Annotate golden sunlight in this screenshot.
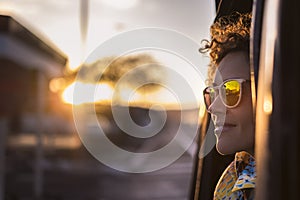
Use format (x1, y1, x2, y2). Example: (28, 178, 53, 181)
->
(61, 81, 205, 111)
(263, 92, 273, 114)
(62, 82, 114, 105)
(94, 83, 114, 101)
(49, 77, 66, 93)
(118, 87, 142, 104)
(0, 2, 14, 13)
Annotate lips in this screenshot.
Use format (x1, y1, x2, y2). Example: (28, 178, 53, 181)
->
(221, 123, 236, 132)
(224, 123, 236, 128)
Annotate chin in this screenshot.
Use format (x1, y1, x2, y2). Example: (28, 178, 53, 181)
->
(216, 142, 236, 155)
(216, 146, 229, 155)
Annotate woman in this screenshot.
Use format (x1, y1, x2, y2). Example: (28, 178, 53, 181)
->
(201, 12, 256, 199)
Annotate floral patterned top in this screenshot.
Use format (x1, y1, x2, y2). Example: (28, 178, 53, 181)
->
(213, 151, 256, 200)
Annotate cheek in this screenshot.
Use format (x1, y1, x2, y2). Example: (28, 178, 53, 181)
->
(238, 107, 255, 138)
(240, 101, 253, 124)
(236, 93, 255, 143)
(238, 87, 253, 122)
(237, 99, 253, 126)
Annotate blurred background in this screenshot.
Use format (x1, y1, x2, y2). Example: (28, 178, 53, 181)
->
(0, 0, 214, 199)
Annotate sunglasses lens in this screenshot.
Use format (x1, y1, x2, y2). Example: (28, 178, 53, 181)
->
(203, 79, 244, 110)
(223, 80, 241, 107)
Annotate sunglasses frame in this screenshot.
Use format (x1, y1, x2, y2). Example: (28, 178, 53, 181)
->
(203, 78, 250, 110)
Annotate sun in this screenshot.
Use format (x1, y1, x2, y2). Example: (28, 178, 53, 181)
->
(62, 82, 114, 105)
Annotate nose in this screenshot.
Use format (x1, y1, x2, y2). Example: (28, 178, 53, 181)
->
(208, 95, 227, 127)
(207, 94, 226, 115)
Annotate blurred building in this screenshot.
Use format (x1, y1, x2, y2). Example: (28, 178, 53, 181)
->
(0, 14, 67, 116)
(0, 13, 199, 200)
(0, 13, 69, 199)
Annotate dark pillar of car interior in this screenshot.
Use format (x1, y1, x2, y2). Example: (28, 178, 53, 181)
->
(255, 0, 300, 199)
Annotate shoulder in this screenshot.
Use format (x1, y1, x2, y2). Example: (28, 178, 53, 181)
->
(214, 151, 256, 199)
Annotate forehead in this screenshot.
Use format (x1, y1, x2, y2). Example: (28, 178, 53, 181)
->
(214, 51, 250, 84)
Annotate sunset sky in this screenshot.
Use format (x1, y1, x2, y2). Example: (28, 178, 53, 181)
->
(0, 0, 214, 67)
(0, 0, 215, 107)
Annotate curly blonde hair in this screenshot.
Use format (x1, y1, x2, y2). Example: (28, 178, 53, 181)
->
(200, 12, 252, 85)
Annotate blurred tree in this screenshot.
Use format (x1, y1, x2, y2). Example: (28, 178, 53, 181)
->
(69, 53, 165, 93)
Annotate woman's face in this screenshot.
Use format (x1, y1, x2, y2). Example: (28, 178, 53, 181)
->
(209, 51, 254, 155)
